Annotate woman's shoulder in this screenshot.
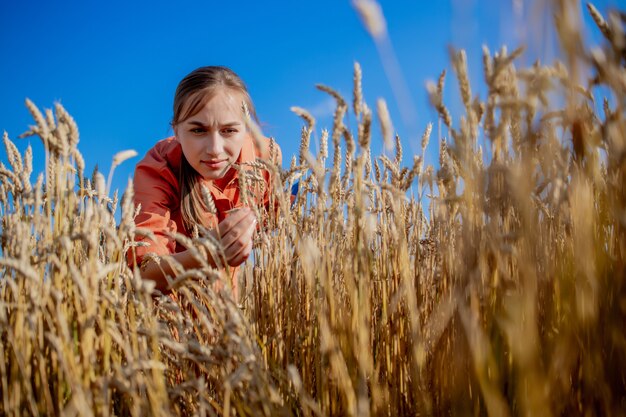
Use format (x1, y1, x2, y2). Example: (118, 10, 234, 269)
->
(134, 137, 182, 197)
(138, 137, 183, 174)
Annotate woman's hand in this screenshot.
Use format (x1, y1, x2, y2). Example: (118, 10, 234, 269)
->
(214, 207, 257, 266)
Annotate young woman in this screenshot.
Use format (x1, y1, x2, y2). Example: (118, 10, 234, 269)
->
(128, 66, 281, 296)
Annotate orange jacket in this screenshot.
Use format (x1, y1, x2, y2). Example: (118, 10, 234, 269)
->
(128, 134, 281, 293)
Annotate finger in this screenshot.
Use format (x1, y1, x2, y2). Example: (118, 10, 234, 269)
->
(228, 236, 254, 266)
(226, 207, 251, 223)
(220, 211, 256, 249)
(223, 216, 256, 257)
(220, 213, 255, 251)
(218, 207, 252, 236)
(223, 218, 256, 266)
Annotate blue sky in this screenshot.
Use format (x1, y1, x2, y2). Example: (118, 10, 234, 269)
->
(0, 0, 617, 197)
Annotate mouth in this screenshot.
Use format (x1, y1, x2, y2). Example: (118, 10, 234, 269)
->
(201, 159, 228, 169)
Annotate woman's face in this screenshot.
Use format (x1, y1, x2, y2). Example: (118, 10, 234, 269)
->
(175, 88, 248, 180)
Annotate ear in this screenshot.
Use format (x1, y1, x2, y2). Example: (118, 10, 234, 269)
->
(173, 125, 180, 142)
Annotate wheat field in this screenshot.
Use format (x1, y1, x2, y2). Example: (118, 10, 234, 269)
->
(1, 2, 625, 416)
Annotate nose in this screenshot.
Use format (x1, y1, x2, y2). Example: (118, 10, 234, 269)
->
(205, 132, 224, 156)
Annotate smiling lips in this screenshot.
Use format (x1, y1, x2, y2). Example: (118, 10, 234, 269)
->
(202, 159, 227, 169)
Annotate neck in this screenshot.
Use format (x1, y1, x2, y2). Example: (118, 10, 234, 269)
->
(212, 166, 237, 191)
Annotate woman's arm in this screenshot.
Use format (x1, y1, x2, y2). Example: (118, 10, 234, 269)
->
(139, 248, 206, 292)
(139, 207, 257, 291)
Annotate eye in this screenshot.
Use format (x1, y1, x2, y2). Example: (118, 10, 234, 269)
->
(221, 128, 238, 135)
(189, 127, 206, 134)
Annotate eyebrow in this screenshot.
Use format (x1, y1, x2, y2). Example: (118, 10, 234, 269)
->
(187, 120, 242, 127)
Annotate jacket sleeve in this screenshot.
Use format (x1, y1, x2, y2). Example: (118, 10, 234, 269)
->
(127, 150, 180, 268)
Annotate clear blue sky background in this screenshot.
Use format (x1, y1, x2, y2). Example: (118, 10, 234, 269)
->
(0, 0, 617, 197)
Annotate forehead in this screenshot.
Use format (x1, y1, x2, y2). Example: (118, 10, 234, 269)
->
(181, 88, 245, 122)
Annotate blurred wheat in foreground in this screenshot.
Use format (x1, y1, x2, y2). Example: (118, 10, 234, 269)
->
(1, 2, 626, 416)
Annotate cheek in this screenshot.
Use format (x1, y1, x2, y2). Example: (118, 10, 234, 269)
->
(182, 137, 200, 150)
(227, 136, 245, 156)
(180, 138, 202, 159)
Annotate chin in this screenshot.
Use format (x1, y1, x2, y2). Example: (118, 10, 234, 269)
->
(202, 172, 222, 181)
(202, 167, 230, 181)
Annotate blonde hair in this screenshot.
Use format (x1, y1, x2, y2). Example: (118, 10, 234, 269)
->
(172, 66, 257, 232)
